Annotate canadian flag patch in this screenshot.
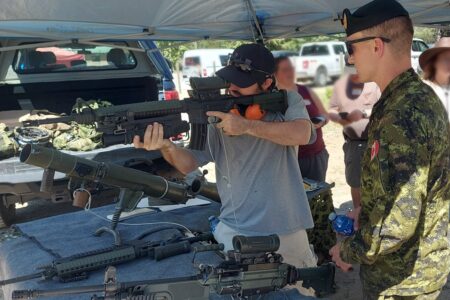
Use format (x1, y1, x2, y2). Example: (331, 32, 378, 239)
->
(371, 140, 380, 161)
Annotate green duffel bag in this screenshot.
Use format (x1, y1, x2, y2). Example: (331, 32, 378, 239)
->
(0, 123, 19, 159)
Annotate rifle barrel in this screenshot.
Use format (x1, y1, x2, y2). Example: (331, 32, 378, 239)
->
(0, 272, 42, 286)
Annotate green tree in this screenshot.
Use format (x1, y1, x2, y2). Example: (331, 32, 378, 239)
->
(157, 40, 245, 67)
(414, 27, 439, 43)
(158, 27, 439, 67)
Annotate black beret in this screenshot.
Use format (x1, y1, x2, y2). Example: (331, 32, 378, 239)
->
(342, 0, 410, 36)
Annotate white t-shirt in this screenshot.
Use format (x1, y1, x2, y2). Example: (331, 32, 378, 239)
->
(423, 80, 450, 121)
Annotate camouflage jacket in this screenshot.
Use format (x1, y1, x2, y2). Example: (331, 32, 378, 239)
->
(340, 69, 450, 295)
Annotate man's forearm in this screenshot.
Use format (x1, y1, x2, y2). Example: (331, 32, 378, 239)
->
(246, 119, 312, 146)
(160, 143, 199, 175)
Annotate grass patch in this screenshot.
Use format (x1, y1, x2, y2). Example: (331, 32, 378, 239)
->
(311, 86, 333, 108)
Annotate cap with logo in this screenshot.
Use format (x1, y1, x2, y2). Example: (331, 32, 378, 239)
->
(216, 43, 275, 88)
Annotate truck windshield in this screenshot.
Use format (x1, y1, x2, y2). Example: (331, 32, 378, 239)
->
(301, 45, 329, 56)
(13, 42, 137, 74)
(184, 56, 200, 66)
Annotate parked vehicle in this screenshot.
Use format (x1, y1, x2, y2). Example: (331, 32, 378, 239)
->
(158, 58, 179, 101)
(295, 41, 347, 86)
(411, 38, 429, 73)
(182, 49, 232, 85)
(0, 39, 179, 227)
(271, 50, 299, 58)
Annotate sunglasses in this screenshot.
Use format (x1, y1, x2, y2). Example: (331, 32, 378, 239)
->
(346, 36, 391, 55)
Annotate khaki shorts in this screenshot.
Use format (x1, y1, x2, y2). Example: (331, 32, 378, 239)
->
(343, 140, 368, 188)
(213, 222, 318, 296)
(213, 221, 317, 267)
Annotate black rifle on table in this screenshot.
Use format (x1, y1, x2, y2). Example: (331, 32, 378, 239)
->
(12, 235, 336, 300)
(0, 229, 222, 287)
(21, 77, 288, 150)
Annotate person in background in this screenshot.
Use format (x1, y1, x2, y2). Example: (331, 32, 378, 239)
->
(275, 56, 337, 266)
(419, 37, 450, 120)
(274, 56, 329, 182)
(328, 64, 380, 209)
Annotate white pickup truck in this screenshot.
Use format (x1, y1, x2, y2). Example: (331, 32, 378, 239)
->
(295, 41, 347, 86)
(411, 38, 429, 73)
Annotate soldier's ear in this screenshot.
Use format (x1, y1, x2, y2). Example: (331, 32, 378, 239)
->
(373, 38, 385, 58)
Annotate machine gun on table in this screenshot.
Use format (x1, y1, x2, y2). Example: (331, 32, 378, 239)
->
(21, 77, 288, 150)
(12, 235, 336, 300)
(20, 144, 219, 245)
(0, 229, 222, 287)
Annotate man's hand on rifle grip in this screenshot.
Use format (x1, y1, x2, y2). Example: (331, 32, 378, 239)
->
(206, 111, 252, 136)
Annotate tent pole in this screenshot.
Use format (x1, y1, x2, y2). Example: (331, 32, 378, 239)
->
(244, 0, 265, 45)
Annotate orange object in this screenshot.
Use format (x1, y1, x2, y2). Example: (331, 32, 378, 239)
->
(229, 108, 240, 116)
(245, 104, 266, 120)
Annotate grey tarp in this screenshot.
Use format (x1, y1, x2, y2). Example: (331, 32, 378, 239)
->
(0, 0, 448, 42)
(0, 202, 314, 300)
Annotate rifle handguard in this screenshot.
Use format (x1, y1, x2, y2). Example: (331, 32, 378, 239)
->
(193, 244, 224, 253)
(153, 241, 191, 261)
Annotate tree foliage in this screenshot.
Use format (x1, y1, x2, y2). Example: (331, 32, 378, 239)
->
(414, 27, 439, 43)
(157, 27, 439, 66)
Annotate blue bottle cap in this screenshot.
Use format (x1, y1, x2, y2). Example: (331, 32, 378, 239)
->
(328, 212, 337, 221)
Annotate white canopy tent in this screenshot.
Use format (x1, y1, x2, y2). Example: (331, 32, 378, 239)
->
(0, 0, 448, 44)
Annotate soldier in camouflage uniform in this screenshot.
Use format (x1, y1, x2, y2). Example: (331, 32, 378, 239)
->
(329, 1, 450, 299)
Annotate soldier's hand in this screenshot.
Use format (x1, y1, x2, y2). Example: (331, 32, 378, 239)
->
(347, 110, 365, 122)
(133, 122, 173, 151)
(346, 206, 361, 231)
(329, 244, 353, 272)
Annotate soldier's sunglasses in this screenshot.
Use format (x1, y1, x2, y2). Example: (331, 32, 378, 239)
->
(346, 36, 391, 55)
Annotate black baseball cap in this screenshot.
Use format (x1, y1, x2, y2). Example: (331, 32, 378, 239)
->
(216, 43, 275, 88)
(342, 0, 409, 36)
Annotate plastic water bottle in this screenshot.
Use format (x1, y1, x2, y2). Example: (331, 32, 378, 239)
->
(329, 212, 354, 236)
(208, 216, 219, 233)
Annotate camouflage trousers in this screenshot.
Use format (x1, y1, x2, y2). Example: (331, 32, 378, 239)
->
(306, 189, 336, 264)
(363, 289, 441, 300)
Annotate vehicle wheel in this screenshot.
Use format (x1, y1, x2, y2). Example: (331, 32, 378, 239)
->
(314, 67, 328, 87)
(0, 194, 16, 228)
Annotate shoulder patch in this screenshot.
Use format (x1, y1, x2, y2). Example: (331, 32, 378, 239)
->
(371, 140, 380, 161)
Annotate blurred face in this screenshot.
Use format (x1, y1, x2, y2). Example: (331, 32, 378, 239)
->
(275, 59, 295, 85)
(347, 32, 379, 83)
(435, 50, 450, 81)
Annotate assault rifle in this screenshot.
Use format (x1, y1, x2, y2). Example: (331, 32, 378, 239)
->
(12, 235, 336, 299)
(20, 144, 219, 245)
(22, 77, 288, 150)
(0, 229, 221, 287)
